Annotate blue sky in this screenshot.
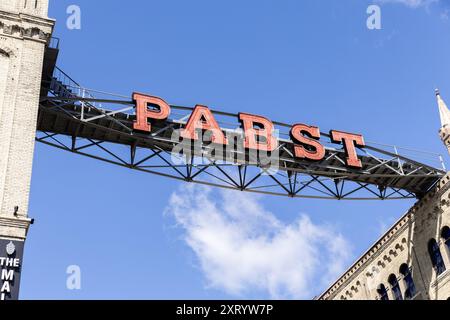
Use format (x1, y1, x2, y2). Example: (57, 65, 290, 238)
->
(20, 0, 450, 299)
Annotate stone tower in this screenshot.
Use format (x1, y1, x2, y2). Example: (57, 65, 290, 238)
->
(0, 0, 54, 300)
(437, 89, 450, 155)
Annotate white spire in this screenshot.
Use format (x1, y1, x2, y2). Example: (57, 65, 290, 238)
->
(436, 89, 450, 128)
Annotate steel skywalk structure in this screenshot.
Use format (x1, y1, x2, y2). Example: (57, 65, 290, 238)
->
(35, 45, 446, 201)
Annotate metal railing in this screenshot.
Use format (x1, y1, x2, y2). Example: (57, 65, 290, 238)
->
(50, 66, 105, 114)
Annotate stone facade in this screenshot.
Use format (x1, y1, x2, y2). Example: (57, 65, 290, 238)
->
(0, 0, 53, 240)
(319, 93, 450, 300)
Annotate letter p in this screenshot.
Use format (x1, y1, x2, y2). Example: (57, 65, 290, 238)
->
(133, 93, 171, 132)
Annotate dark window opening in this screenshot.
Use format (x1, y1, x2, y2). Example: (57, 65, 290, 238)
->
(377, 284, 389, 301)
(388, 274, 403, 300)
(400, 264, 416, 300)
(428, 239, 446, 276)
(442, 226, 450, 251)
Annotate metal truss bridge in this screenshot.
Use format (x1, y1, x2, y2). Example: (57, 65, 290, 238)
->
(36, 44, 446, 201)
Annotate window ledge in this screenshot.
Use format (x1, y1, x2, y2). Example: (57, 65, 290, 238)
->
(431, 269, 450, 289)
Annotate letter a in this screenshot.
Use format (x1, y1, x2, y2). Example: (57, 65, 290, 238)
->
(367, 5, 381, 30)
(181, 105, 228, 145)
(66, 265, 82, 290)
(66, 5, 82, 30)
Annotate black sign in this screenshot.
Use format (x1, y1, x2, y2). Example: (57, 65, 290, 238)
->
(0, 239, 24, 301)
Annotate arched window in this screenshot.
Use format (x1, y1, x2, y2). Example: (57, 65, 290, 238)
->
(388, 274, 403, 300)
(399, 264, 416, 300)
(377, 284, 389, 300)
(428, 239, 446, 276)
(442, 226, 450, 251)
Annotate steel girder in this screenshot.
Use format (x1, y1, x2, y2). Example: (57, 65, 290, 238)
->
(35, 70, 446, 200)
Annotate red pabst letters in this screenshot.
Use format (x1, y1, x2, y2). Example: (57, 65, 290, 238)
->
(180, 105, 228, 145)
(330, 130, 365, 168)
(239, 113, 278, 152)
(133, 93, 171, 132)
(290, 124, 326, 161)
(132, 93, 366, 169)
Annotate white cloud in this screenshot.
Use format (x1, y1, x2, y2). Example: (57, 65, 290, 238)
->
(377, 0, 438, 8)
(165, 185, 352, 299)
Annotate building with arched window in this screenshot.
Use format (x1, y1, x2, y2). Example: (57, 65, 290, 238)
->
(442, 227, 450, 251)
(319, 92, 450, 300)
(377, 284, 389, 300)
(399, 264, 416, 300)
(388, 274, 403, 300)
(428, 239, 446, 276)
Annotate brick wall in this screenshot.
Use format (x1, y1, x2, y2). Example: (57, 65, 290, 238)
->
(0, 0, 53, 240)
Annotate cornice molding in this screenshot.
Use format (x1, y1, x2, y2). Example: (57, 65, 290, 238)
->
(0, 215, 31, 228)
(0, 215, 32, 241)
(0, 11, 54, 44)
